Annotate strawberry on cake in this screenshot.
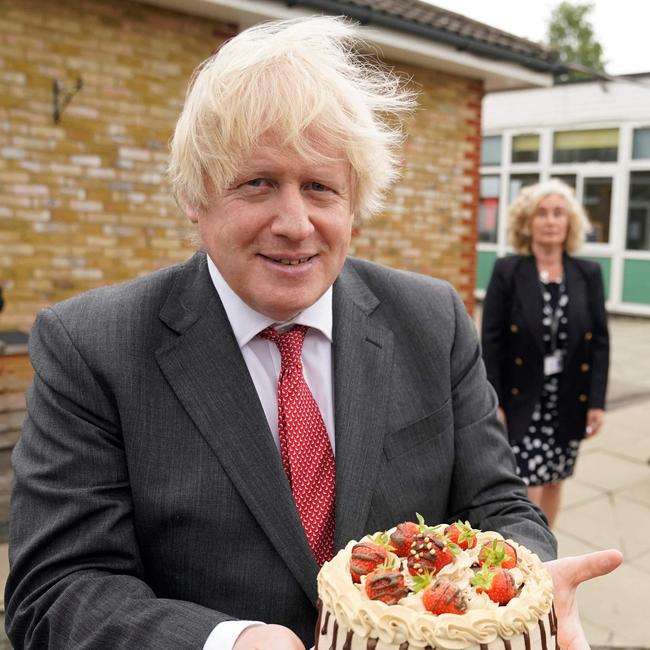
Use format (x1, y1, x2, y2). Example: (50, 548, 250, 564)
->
(315, 516, 557, 650)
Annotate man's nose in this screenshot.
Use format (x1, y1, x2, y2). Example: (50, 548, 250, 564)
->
(270, 186, 314, 240)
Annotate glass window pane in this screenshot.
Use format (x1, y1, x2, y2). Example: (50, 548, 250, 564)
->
(626, 171, 650, 250)
(509, 173, 539, 202)
(479, 175, 500, 243)
(632, 128, 650, 159)
(553, 129, 618, 163)
(583, 177, 612, 243)
(511, 134, 539, 163)
(481, 136, 502, 166)
(551, 174, 577, 189)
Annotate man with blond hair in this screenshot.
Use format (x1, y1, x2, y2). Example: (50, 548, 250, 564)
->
(6, 16, 620, 650)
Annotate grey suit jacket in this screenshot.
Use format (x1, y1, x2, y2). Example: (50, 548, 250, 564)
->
(6, 253, 555, 649)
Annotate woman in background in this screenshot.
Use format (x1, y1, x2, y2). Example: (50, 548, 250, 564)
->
(481, 179, 609, 526)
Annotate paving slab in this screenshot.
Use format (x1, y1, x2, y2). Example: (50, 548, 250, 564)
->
(561, 475, 605, 508)
(571, 450, 649, 493)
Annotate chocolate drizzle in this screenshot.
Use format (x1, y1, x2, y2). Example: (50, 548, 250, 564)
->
(524, 629, 531, 650)
(552, 606, 560, 650)
(314, 599, 323, 650)
(366, 639, 379, 650)
(398, 643, 410, 650)
(342, 630, 353, 650)
(504, 640, 512, 650)
(330, 620, 338, 650)
(550, 605, 558, 635)
(539, 618, 548, 650)
(322, 611, 330, 635)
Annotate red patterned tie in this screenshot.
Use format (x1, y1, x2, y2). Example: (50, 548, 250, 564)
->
(260, 325, 335, 565)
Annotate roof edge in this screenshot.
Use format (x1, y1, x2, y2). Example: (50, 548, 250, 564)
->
(288, 0, 565, 75)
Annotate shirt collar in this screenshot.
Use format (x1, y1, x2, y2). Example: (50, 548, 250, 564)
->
(206, 254, 333, 347)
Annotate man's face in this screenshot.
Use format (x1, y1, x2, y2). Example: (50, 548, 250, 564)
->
(191, 139, 354, 321)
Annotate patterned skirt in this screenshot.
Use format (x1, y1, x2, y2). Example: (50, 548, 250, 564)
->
(511, 374, 580, 486)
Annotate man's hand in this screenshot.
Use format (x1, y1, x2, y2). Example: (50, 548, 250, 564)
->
(544, 550, 623, 650)
(233, 624, 306, 650)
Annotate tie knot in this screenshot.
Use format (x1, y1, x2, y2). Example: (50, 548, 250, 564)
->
(260, 324, 308, 367)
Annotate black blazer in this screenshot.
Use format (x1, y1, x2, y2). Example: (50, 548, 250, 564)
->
(481, 254, 609, 445)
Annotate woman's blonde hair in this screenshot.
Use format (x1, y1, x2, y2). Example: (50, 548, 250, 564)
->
(507, 179, 592, 254)
(168, 16, 415, 221)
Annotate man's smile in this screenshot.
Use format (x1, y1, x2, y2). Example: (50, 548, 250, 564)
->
(262, 254, 316, 265)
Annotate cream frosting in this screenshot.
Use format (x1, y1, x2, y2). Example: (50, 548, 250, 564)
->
(316, 529, 554, 650)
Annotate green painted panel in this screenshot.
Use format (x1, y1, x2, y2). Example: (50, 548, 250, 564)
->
(623, 259, 650, 304)
(577, 255, 611, 301)
(476, 251, 498, 290)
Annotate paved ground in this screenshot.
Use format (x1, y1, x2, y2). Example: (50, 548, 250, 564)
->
(552, 315, 650, 648)
(0, 313, 648, 647)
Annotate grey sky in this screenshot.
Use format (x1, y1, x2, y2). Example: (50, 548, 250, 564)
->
(426, 0, 649, 75)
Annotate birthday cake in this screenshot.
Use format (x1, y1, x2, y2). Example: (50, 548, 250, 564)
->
(315, 517, 557, 650)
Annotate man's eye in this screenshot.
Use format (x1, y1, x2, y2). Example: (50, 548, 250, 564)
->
(245, 178, 270, 188)
(306, 182, 330, 192)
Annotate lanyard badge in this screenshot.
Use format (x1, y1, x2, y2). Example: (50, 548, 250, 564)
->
(542, 282, 567, 376)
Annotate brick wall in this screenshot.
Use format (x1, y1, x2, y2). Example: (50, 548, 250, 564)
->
(350, 65, 482, 315)
(0, 0, 235, 331)
(0, 344, 31, 528)
(0, 0, 481, 334)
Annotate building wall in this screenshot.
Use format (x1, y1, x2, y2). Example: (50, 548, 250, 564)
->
(0, 0, 481, 334)
(353, 66, 483, 314)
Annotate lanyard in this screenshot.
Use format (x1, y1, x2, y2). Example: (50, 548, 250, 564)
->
(540, 280, 566, 353)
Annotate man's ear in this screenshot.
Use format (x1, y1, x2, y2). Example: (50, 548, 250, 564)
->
(185, 207, 200, 224)
(174, 193, 200, 223)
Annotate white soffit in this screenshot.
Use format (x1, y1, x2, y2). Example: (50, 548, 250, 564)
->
(135, 0, 552, 91)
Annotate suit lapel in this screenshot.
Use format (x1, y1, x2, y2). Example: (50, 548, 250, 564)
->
(154, 253, 319, 602)
(332, 262, 394, 549)
(517, 256, 545, 356)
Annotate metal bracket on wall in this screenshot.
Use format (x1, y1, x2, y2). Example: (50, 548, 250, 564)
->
(52, 77, 83, 124)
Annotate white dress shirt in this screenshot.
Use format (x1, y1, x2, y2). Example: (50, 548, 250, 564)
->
(203, 255, 335, 650)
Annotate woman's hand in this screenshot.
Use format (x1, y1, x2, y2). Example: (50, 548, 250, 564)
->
(544, 550, 623, 649)
(585, 408, 604, 437)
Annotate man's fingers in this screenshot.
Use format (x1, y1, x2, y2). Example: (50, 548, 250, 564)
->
(547, 550, 623, 587)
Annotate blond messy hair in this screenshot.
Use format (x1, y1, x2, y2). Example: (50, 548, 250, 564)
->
(168, 16, 416, 221)
(507, 179, 592, 254)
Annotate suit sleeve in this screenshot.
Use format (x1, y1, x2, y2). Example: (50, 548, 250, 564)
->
(480, 259, 509, 405)
(5, 309, 232, 649)
(586, 265, 609, 409)
(446, 286, 556, 561)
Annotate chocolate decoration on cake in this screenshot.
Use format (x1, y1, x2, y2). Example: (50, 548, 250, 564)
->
(539, 618, 548, 650)
(550, 605, 558, 635)
(524, 630, 531, 650)
(322, 610, 330, 635)
(330, 620, 338, 650)
(314, 599, 323, 650)
(367, 639, 379, 650)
